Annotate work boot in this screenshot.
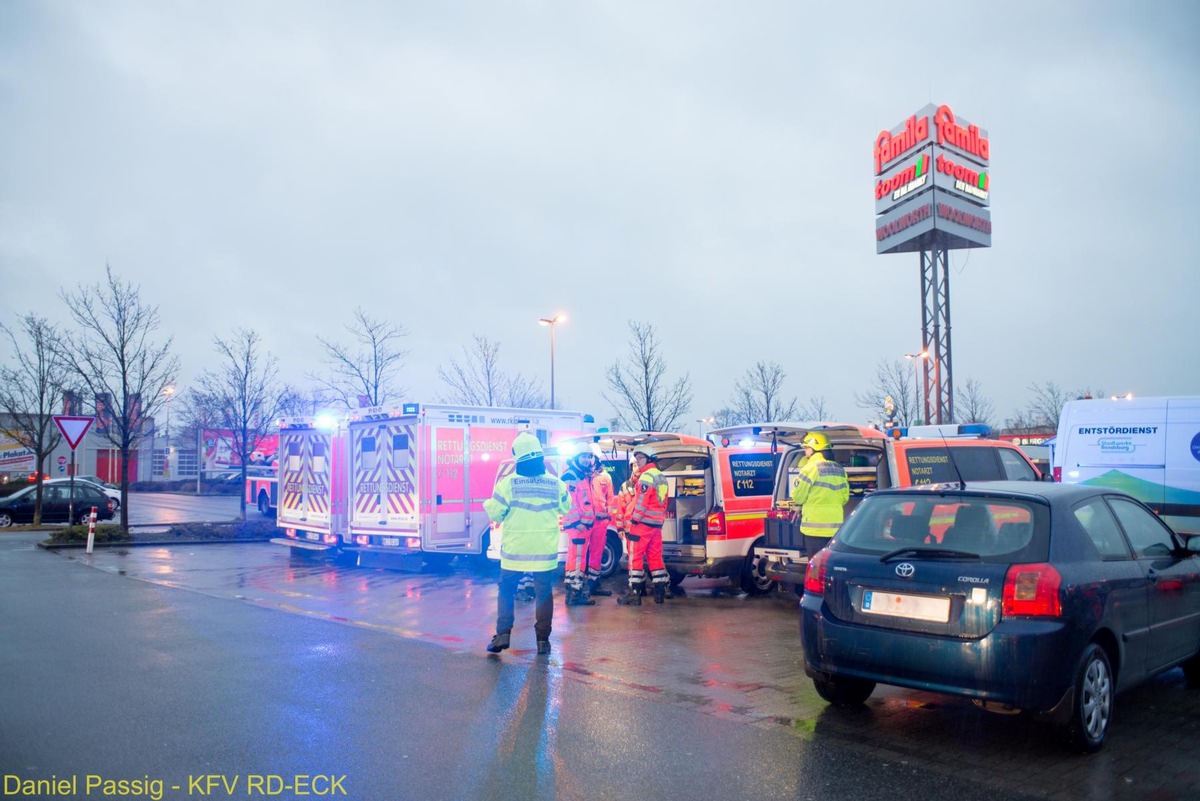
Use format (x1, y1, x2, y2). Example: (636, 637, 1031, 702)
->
(617, 587, 642, 606)
(486, 631, 511, 653)
(654, 584, 666, 604)
(589, 579, 612, 597)
(537, 640, 551, 655)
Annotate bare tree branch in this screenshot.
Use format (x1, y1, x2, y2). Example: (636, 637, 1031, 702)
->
(192, 329, 290, 518)
(603, 321, 692, 432)
(956, 378, 997, 428)
(311, 308, 408, 409)
(437, 334, 548, 408)
(727, 361, 799, 423)
(55, 265, 179, 528)
(0, 314, 72, 524)
(855, 359, 922, 427)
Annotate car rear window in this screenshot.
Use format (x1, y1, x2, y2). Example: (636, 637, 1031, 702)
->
(837, 494, 1049, 562)
(901, 446, 1005, 485)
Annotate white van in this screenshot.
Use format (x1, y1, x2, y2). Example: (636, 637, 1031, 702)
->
(1054, 396, 1200, 534)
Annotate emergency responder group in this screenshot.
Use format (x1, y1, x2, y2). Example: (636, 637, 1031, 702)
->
(483, 430, 849, 655)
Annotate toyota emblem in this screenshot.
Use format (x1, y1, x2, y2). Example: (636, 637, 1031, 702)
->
(895, 562, 915, 578)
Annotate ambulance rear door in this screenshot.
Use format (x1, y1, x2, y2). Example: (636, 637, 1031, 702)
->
(348, 413, 419, 536)
(277, 421, 333, 536)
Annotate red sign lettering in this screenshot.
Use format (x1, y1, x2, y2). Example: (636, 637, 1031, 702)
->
(874, 114, 929, 174)
(934, 105, 989, 162)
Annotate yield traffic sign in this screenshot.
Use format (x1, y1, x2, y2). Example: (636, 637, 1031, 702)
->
(54, 415, 94, 451)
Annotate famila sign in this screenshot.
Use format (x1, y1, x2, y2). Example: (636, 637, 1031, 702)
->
(873, 103, 993, 253)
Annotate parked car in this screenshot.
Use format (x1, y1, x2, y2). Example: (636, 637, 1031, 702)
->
(43, 478, 122, 510)
(800, 480, 1200, 752)
(0, 483, 117, 527)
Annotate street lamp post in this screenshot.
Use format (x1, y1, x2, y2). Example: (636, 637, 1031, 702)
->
(696, 416, 715, 438)
(162, 386, 174, 478)
(904, 351, 930, 425)
(538, 313, 566, 409)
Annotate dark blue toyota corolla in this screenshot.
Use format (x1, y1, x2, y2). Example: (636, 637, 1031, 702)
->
(800, 481, 1200, 752)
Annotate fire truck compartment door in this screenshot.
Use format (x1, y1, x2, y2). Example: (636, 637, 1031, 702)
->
(426, 426, 469, 547)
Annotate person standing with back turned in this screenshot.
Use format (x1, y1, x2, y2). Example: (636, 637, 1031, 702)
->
(484, 432, 570, 656)
(790, 431, 849, 558)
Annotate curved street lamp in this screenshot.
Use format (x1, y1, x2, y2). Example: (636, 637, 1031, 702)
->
(538, 313, 567, 409)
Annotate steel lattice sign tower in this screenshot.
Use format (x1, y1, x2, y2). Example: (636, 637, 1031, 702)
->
(874, 103, 991, 424)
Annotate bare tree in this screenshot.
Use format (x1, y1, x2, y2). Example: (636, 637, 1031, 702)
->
(727, 361, 799, 423)
(604, 321, 692, 432)
(192, 329, 291, 518)
(56, 266, 179, 528)
(0, 314, 71, 524)
(797, 396, 831, 421)
(438, 334, 548, 408)
(855, 359, 921, 427)
(956, 378, 997, 428)
(312, 308, 408, 409)
(1008, 381, 1103, 431)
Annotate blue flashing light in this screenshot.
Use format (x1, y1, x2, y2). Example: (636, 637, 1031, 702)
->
(737, 438, 755, 448)
(314, 413, 338, 431)
(402, 403, 420, 415)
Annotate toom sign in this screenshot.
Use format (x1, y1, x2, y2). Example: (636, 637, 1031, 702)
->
(874, 102, 992, 253)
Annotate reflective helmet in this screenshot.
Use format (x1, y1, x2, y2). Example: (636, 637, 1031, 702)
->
(802, 431, 831, 451)
(512, 432, 544, 462)
(632, 444, 658, 462)
(590, 444, 605, 460)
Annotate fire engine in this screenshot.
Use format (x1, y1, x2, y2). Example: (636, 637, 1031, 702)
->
(245, 470, 277, 517)
(271, 403, 595, 568)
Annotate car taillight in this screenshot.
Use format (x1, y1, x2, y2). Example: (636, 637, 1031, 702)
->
(107, 500, 115, 512)
(804, 548, 831, 595)
(1052, 467, 1062, 482)
(706, 510, 726, 538)
(1002, 563, 1062, 617)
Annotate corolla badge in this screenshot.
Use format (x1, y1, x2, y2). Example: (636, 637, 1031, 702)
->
(895, 562, 915, 578)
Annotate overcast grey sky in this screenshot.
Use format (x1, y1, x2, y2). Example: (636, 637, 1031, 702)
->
(3, 0, 1198, 430)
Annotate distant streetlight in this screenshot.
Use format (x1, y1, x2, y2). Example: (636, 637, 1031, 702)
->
(696, 416, 715, 437)
(538, 313, 567, 408)
(904, 351, 930, 425)
(162, 386, 175, 478)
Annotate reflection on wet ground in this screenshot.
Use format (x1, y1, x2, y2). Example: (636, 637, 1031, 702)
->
(69, 542, 1200, 801)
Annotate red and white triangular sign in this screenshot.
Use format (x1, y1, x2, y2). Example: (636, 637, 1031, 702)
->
(54, 415, 94, 450)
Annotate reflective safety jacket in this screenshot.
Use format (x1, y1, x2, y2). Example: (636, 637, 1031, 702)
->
(631, 465, 668, 528)
(562, 459, 600, 531)
(790, 452, 850, 539)
(612, 466, 641, 533)
(485, 472, 570, 572)
(591, 468, 614, 522)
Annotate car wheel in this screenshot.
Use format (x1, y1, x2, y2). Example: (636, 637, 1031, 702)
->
(0, 512, 12, 528)
(77, 510, 94, 526)
(667, 569, 687, 588)
(1062, 643, 1113, 753)
(812, 673, 876, 707)
(1182, 652, 1200, 688)
(258, 492, 272, 517)
(599, 530, 622, 579)
(739, 541, 776, 595)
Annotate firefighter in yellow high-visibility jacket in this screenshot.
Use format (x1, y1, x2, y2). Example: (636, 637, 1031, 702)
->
(484, 432, 570, 656)
(790, 431, 849, 558)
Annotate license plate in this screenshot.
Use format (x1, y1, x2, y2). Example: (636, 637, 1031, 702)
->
(382, 537, 400, 547)
(304, 532, 320, 542)
(862, 590, 950, 623)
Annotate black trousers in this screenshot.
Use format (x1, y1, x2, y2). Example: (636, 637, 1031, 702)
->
(803, 534, 833, 559)
(496, 568, 554, 641)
